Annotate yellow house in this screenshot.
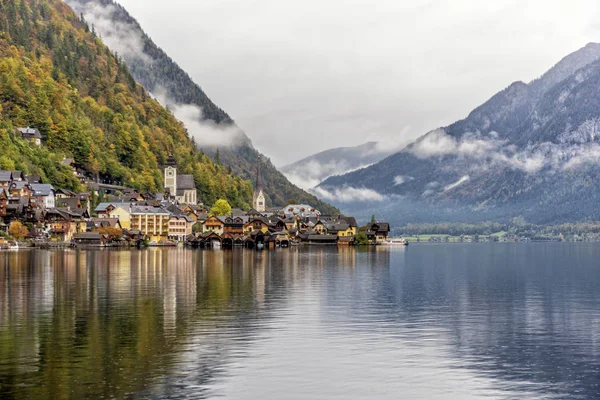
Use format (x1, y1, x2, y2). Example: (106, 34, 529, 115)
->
(202, 215, 225, 235)
(130, 206, 170, 242)
(108, 206, 132, 229)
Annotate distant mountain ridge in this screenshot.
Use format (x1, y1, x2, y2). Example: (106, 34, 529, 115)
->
(281, 142, 393, 190)
(319, 43, 600, 225)
(65, 0, 339, 215)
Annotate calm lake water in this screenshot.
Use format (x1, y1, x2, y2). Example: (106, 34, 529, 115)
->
(1, 244, 600, 399)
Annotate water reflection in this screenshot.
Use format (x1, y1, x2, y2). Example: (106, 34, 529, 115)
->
(0, 245, 599, 399)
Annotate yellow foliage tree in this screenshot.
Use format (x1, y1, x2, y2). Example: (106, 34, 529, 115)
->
(8, 221, 29, 240)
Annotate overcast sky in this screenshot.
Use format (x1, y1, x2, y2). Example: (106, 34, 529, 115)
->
(115, 0, 600, 167)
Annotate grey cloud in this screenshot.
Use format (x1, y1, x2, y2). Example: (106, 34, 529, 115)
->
(73, 0, 600, 166)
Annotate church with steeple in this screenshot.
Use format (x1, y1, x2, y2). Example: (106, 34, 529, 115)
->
(163, 154, 197, 205)
(253, 156, 266, 212)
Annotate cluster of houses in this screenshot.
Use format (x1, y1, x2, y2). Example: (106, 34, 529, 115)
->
(0, 153, 391, 248)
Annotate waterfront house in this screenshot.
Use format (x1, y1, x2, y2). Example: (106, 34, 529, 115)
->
(95, 203, 132, 229)
(326, 223, 354, 238)
(306, 234, 338, 245)
(168, 214, 194, 241)
(243, 218, 270, 235)
(203, 215, 225, 235)
(73, 232, 108, 247)
(223, 216, 248, 237)
(365, 222, 390, 244)
(312, 220, 328, 234)
(130, 206, 170, 242)
(45, 208, 86, 242)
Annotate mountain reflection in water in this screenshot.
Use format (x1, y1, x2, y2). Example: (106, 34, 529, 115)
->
(0, 245, 599, 399)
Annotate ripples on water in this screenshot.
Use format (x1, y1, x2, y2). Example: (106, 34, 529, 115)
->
(0, 244, 599, 399)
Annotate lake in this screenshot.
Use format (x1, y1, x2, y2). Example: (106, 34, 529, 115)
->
(1, 244, 599, 399)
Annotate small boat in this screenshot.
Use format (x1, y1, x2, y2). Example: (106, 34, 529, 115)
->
(382, 238, 408, 246)
(6, 241, 19, 250)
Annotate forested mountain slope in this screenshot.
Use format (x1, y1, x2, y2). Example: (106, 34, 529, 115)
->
(320, 43, 600, 225)
(0, 0, 253, 207)
(65, 0, 339, 214)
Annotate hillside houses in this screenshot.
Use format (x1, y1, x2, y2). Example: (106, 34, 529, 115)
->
(0, 167, 388, 247)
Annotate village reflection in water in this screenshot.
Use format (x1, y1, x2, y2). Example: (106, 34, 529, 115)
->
(0, 247, 392, 399)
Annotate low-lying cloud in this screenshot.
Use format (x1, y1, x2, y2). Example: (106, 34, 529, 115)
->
(283, 159, 376, 190)
(67, 0, 150, 63)
(67, 0, 241, 149)
(407, 125, 600, 175)
(153, 91, 243, 148)
(311, 186, 388, 203)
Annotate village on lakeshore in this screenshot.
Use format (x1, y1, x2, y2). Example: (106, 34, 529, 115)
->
(0, 139, 390, 249)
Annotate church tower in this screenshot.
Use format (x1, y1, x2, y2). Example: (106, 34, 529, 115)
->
(253, 155, 266, 212)
(164, 154, 177, 197)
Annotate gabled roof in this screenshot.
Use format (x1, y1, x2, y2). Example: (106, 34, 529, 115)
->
(74, 232, 104, 240)
(91, 218, 121, 228)
(95, 202, 133, 212)
(17, 127, 42, 138)
(56, 197, 81, 210)
(130, 206, 170, 215)
(342, 216, 357, 227)
(27, 175, 42, 184)
(30, 184, 54, 196)
(176, 175, 196, 190)
(326, 223, 350, 233)
(366, 222, 390, 232)
(0, 171, 12, 182)
(9, 181, 28, 190)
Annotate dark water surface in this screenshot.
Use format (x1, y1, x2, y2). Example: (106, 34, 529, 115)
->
(1, 244, 600, 399)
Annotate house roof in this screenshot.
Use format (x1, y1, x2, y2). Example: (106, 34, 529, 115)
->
(17, 127, 42, 138)
(27, 175, 42, 184)
(307, 235, 338, 241)
(30, 184, 54, 196)
(342, 216, 358, 227)
(0, 171, 13, 182)
(56, 197, 80, 210)
(95, 202, 133, 212)
(60, 158, 75, 166)
(366, 222, 390, 232)
(282, 204, 321, 217)
(326, 223, 350, 233)
(177, 175, 196, 190)
(9, 181, 28, 190)
(74, 232, 103, 240)
(130, 206, 170, 215)
(91, 218, 121, 228)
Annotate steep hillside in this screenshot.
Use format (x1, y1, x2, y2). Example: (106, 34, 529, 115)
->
(0, 0, 253, 207)
(65, 0, 339, 215)
(280, 142, 392, 190)
(319, 43, 600, 225)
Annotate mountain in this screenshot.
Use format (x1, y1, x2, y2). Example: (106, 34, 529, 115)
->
(65, 0, 339, 215)
(319, 43, 600, 225)
(280, 142, 393, 190)
(0, 0, 252, 207)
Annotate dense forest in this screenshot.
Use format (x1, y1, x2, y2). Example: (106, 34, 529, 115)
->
(66, 0, 339, 215)
(0, 0, 253, 207)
